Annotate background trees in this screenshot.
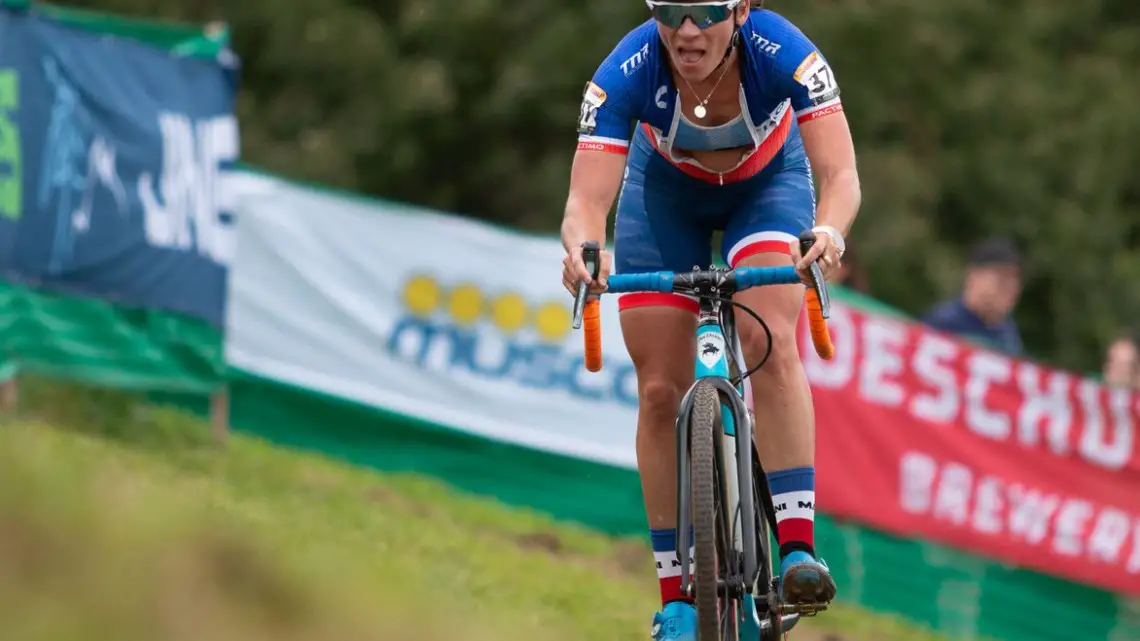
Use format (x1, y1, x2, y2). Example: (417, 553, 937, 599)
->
(62, 0, 1140, 371)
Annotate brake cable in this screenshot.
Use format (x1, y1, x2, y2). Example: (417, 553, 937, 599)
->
(713, 295, 773, 387)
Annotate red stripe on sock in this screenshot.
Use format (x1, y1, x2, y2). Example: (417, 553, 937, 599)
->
(659, 575, 692, 605)
(777, 518, 815, 549)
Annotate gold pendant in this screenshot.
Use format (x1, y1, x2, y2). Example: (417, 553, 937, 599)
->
(693, 104, 707, 119)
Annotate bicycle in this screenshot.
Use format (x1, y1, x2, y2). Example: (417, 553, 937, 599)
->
(570, 231, 837, 641)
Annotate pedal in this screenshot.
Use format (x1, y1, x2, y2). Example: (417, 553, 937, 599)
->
(776, 602, 829, 617)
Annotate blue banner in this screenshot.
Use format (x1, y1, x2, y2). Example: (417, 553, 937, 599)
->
(0, 9, 239, 327)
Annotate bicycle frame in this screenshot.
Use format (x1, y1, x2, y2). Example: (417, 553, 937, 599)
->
(570, 239, 835, 640)
(675, 295, 765, 623)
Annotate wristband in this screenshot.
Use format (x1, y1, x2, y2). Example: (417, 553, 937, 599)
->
(811, 225, 846, 256)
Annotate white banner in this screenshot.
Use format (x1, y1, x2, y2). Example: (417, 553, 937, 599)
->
(225, 174, 640, 468)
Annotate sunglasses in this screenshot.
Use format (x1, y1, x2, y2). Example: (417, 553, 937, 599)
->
(645, 0, 743, 29)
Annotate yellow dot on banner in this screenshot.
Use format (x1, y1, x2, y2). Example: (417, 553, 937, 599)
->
(448, 283, 484, 326)
(491, 292, 528, 334)
(403, 275, 441, 317)
(533, 301, 572, 343)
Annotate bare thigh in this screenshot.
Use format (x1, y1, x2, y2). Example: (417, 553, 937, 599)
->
(620, 305, 697, 527)
(732, 251, 815, 468)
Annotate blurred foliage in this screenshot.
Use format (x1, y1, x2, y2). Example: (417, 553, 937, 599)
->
(53, 0, 1140, 371)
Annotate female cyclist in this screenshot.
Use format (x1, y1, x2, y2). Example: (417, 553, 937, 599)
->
(560, 2, 860, 639)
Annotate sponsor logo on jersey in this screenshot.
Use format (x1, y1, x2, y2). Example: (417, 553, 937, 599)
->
(750, 33, 782, 56)
(799, 102, 843, 123)
(619, 43, 651, 76)
(583, 82, 607, 108)
(792, 51, 819, 83)
(577, 82, 607, 135)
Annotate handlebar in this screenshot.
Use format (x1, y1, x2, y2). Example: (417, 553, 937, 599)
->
(603, 265, 800, 294)
(571, 230, 837, 372)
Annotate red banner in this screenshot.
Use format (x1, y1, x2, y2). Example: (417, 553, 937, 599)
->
(800, 302, 1140, 595)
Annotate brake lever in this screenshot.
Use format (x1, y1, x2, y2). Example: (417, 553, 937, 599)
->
(572, 241, 601, 330)
(797, 230, 832, 320)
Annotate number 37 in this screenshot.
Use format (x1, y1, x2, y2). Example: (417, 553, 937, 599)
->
(808, 66, 835, 96)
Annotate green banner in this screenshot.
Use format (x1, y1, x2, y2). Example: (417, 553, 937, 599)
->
(0, 0, 229, 58)
(0, 281, 223, 392)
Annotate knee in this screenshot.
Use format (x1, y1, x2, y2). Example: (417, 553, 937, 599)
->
(739, 313, 800, 379)
(637, 373, 689, 437)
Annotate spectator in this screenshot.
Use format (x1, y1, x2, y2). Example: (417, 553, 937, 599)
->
(921, 235, 1024, 356)
(1102, 331, 1139, 389)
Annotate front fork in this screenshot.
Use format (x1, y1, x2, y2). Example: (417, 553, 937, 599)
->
(675, 305, 760, 607)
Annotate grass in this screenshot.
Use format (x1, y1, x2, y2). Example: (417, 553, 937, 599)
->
(0, 377, 959, 641)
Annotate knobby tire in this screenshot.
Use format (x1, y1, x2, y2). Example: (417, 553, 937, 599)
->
(690, 382, 724, 641)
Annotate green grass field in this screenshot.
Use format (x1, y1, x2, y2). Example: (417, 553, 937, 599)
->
(0, 378, 957, 641)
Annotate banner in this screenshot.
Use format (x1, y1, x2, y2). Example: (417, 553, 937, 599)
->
(225, 174, 1140, 596)
(225, 173, 641, 468)
(0, 279, 224, 391)
(807, 305, 1140, 596)
(0, 9, 239, 327)
(2, 1, 232, 60)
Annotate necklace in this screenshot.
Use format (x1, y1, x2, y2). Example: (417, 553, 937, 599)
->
(679, 57, 733, 120)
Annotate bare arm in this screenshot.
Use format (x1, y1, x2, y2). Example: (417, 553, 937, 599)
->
(560, 149, 627, 250)
(559, 149, 626, 290)
(799, 113, 861, 237)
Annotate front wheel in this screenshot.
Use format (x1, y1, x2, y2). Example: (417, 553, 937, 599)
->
(689, 381, 737, 641)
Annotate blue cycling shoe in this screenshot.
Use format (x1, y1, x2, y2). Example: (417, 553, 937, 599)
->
(651, 601, 698, 641)
(778, 550, 838, 606)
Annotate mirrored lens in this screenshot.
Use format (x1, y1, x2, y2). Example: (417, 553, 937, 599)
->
(649, 4, 734, 29)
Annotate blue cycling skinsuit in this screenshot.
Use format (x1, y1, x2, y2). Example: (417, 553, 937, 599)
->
(577, 10, 842, 311)
(575, 8, 842, 639)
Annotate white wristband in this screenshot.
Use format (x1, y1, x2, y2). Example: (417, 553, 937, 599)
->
(811, 225, 846, 256)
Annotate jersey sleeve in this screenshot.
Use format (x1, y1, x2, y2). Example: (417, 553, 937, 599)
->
(765, 16, 844, 124)
(575, 38, 643, 154)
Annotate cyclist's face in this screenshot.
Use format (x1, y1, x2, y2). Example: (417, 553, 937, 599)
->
(656, 5, 746, 83)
